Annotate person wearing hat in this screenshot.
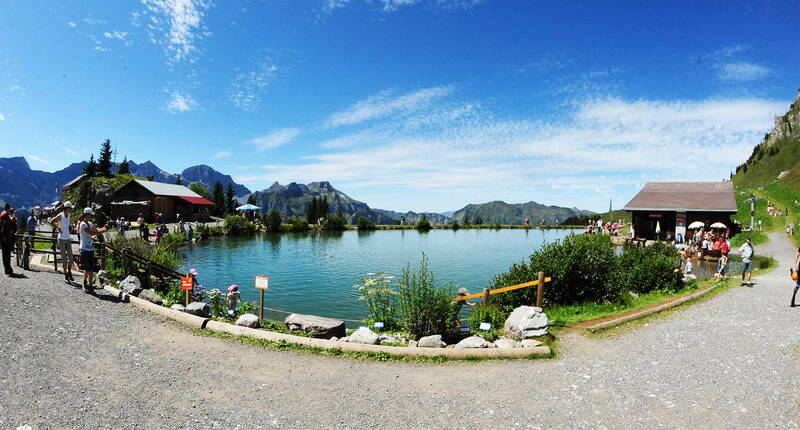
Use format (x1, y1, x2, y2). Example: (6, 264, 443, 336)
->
(50, 201, 75, 283)
(738, 237, 754, 287)
(78, 207, 107, 292)
(226, 284, 241, 314)
(451, 287, 478, 328)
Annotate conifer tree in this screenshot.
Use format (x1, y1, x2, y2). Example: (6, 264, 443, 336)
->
(319, 196, 330, 221)
(212, 181, 225, 216)
(118, 156, 130, 175)
(97, 139, 113, 177)
(83, 154, 97, 177)
(175, 175, 183, 185)
(225, 183, 235, 214)
(307, 196, 319, 224)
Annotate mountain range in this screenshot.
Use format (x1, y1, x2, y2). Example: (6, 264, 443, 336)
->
(0, 156, 594, 225)
(0, 157, 251, 208)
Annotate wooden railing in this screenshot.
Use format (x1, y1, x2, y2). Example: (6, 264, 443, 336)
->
(453, 271, 551, 307)
(14, 232, 182, 288)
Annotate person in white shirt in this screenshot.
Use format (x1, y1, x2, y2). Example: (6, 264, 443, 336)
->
(78, 207, 107, 293)
(738, 237, 754, 287)
(49, 201, 75, 283)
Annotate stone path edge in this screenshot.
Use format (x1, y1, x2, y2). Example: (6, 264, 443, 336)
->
(103, 285, 552, 360)
(570, 282, 723, 332)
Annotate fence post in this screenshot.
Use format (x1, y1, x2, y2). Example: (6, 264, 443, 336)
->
(482, 287, 490, 306)
(52, 236, 57, 272)
(536, 271, 545, 308)
(147, 262, 154, 290)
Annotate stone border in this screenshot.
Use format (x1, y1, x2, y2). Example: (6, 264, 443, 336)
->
(570, 282, 721, 332)
(102, 286, 551, 359)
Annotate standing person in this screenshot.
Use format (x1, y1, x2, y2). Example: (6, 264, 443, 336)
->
(714, 252, 729, 280)
(26, 212, 37, 237)
(0, 204, 16, 275)
(739, 237, 754, 287)
(49, 202, 75, 283)
(78, 208, 107, 293)
(137, 213, 146, 240)
(791, 248, 800, 307)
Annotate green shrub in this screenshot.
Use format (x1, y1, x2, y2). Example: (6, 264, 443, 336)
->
(451, 221, 460, 230)
(289, 218, 310, 232)
(105, 233, 182, 293)
(610, 242, 681, 294)
(396, 254, 457, 339)
(415, 217, 432, 231)
(223, 215, 255, 236)
(491, 234, 619, 311)
(162, 282, 185, 307)
(354, 272, 397, 329)
(208, 289, 227, 318)
(469, 305, 507, 341)
(237, 301, 257, 315)
(323, 212, 347, 231)
(264, 209, 282, 232)
(357, 216, 376, 231)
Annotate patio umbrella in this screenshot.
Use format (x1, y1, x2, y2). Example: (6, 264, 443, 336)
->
(235, 204, 262, 211)
(688, 221, 705, 229)
(655, 221, 661, 234)
(32, 205, 41, 209)
(709, 222, 727, 229)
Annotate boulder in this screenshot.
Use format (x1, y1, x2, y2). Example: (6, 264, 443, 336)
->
(138, 290, 163, 306)
(417, 334, 446, 348)
(379, 335, 401, 345)
(118, 275, 142, 296)
(408, 340, 418, 348)
(521, 339, 543, 348)
(348, 327, 381, 345)
(494, 338, 517, 349)
(184, 301, 211, 317)
(455, 335, 491, 349)
(284, 313, 346, 339)
(170, 304, 186, 312)
(503, 306, 549, 339)
(236, 313, 260, 328)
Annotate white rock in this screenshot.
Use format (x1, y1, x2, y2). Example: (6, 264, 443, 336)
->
(347, 327, 381, 344)
(455, 335, 490, 349)
(408, 340, 418, 348)
(118, 275, 142, 296)
(521, 339, 543, 348)
(417, 334, 446, 348)
(284, 313, 346, 339)
(494, 338, 517, 349)
(236, 313, 260, 328)
(170, 304, 185, 312)
(504, 306, 549, 339)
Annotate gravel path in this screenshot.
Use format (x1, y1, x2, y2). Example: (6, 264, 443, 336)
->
(1, 233, 799, 429)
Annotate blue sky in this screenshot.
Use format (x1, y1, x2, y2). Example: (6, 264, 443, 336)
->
(1, 0, 798, 212)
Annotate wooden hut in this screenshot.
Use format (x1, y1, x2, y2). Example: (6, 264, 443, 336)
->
(113, 179, 214, 222)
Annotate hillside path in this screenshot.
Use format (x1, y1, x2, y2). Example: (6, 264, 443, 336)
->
(1, 233, 799, 429)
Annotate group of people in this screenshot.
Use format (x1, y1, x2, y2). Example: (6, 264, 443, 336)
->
(48, 202, 107, 292)
(676, 235, 754, 286)
(584, 219, 625, 236)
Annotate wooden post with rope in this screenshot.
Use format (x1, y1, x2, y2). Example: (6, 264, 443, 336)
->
(536, 271, 545, 308)
(482, 287, 490, 306)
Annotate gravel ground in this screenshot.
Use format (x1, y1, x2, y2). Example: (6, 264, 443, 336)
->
(1, 232, 799, 429)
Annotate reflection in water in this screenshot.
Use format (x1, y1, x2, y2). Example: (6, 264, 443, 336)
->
(180, 229, 581, 322)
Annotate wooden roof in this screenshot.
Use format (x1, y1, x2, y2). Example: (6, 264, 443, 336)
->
(623, 182, 737, 212)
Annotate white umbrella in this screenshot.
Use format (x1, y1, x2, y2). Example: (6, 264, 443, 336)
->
(709, 222, 727, 229)
(235, 204, 262, 211)
(655, 221, 661, 234)
(688, 221, 705, 229)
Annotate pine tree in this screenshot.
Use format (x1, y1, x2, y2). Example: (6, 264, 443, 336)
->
(97, 139, 113, 177)
(189, 182, 212, 200)
(319, 196, 330, 221)
(225, 183, 235, 214)
(247, 194, 257, 205)
(265, 209, 282, 232)
(307, 196, 319, 224)
(118, 156, 130, 175)
(83, 154, 97, 177)
(212, 181, 225, 216)
(175, 175, 183, 185)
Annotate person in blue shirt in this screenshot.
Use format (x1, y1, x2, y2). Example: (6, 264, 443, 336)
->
(27, 213, 37, 236)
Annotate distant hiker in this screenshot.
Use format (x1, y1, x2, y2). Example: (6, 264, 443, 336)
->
(714, 253, 728, 280)
(49, 202, 75, 283)
(187, 223, 194, 241)
(78, 207, 107, 293)
(739, 237, 754, 287)
(792, 248, 800, 307)
(0, 204, 16, 275)
(137, 213, 146, 239)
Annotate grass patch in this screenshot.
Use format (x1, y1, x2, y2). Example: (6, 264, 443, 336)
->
(731, 230, 768, 248)
(191, 328, 555, 363)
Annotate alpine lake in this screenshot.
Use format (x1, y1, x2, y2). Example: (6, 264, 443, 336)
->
(178, 228, 584, 326)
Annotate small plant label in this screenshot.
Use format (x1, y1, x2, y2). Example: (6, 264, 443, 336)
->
(460, 326, 471, 333)
(373, 321, 385, 329)
(479, 322, 492, 331)
(255, 276, 269, 290)
(181, 277, 193, 291)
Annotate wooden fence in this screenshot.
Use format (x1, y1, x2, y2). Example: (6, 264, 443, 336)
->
(452, 271, 551, 307)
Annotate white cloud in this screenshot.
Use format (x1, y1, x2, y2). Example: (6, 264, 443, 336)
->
(67, 22, 77, 28)
(9, 85, 23, 92)
(322, 0, 482, 13)
(103, 30, 130, 45)
(243, 128, 300, 151)
(0, 113, 4, 120)
(213, 151, 232, 159)
(25, 155, 49, 165)
(326, 85, 453, 127)
(242, 88, 786, 210)
(137, 0, 212, 63)
(164, 90, 197, 113)
(229, 63, 278, 111)
(718, 62, 771, 82)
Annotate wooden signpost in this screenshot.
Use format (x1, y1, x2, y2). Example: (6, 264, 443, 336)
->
(255, 276, 269, 321)
(181, 276, 193, 306)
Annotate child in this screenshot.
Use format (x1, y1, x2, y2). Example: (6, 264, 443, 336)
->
(714, 253, 728, 280)
(226, 284, 241, 316)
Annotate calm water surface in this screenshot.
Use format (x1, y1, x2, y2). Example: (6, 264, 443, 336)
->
(179, 229, 580, 322)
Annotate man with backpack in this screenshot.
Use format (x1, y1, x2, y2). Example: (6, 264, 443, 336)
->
(739, 237, 754, 287)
